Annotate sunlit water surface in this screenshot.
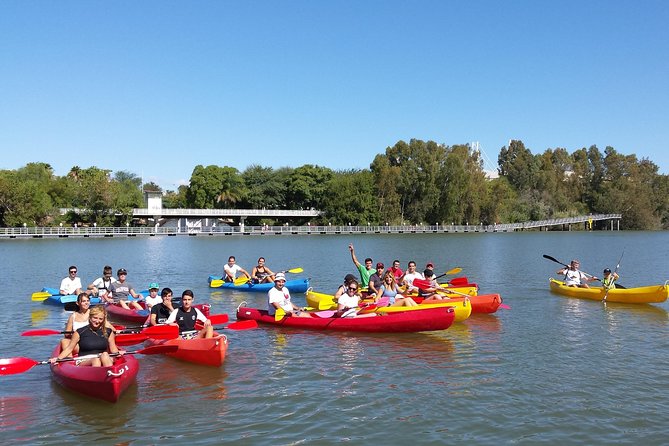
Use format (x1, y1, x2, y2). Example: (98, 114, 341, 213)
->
(1, 232, 668, 445)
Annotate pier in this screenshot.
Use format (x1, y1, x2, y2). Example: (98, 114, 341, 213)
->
(0, 214, 621, 239)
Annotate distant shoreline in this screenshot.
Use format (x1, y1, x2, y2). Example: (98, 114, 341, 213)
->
(0, 215, 622, 239)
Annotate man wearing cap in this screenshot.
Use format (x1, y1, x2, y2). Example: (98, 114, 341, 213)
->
(145, 282, 162, 310)
(268, 273, 310, 318)
(601, 268, 619, 290)
(348, 243, 376, 288)
(367, 262, 385, 296)
(108, 268, 145, 310)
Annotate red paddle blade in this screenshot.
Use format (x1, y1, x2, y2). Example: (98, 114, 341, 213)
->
(141, 325, 179, 339)
(115, 333, 148, 346)
(224, 320, 258, 330)
(448, 277, 469, 286)
(21, 329, 63, 337)
(358, 304, 377, 314)
(412, 279, 432, 290)
(0, 357, 40, 376)
(499, 303, 511, 310)
(208, 314, 229, 325)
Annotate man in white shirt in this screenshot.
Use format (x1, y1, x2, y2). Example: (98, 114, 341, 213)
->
(223, 256, 251, 283)
(401, 261, 424, 293)
(60, 265, 84, 296)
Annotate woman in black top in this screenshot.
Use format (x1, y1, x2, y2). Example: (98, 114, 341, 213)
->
(51, 306, 122, 367)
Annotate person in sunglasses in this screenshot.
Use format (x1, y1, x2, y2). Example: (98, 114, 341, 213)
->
(335, 279, 377, 318)
(60, 265, 85, 296)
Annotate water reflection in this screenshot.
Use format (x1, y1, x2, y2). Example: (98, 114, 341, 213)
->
(0, 396, 33, 432)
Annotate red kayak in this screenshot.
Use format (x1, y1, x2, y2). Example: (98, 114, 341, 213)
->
(146, 333, 228, 367)
(106, 302, 210, 324)
(49, 345, 138, 403)
(236, 306, 455, 333)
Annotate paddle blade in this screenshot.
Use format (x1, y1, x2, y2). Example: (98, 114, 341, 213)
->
(275, 308, 286, 321)
(21, 329, 64, 337)
(500, 303, 511, 310)
(445, 267, 462, 275)
(318, 299, 336, 310)
(31, 292, 51, 302)
(543, 254, 565, 266)
(224, 320, 258, 330)
(286, 267, 304, 274)
(313, 310, 336, 318)
(209, 279, 224, 288)
(447, 277, 469, 286)
(234, 276, 251, 286)
(141, 325, 179, 339)
(208, 314, 229, 325)
(357, 304, 377, 314)
(0, 357, 40, 376)
(115, 333, 147, 346)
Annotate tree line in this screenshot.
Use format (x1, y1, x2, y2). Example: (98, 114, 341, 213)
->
(1, 139, 667, 230)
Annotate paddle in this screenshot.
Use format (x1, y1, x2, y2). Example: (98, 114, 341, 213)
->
(0, 345, 178, 376)
(211, 320, 258, 330)
(542, 255, 600, 280)
(434, 267, 463, 280)
(543, 254, 625, 288)
(447, 277, 470, 286)
(31, 291, 52, 301)
(603, 250, 624, 303)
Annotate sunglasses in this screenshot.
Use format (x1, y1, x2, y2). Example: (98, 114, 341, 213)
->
(69, 270, 77, 274)
(348, 287, 358, 292)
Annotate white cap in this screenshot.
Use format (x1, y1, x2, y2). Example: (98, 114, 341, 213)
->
(274, 273, 286, 281)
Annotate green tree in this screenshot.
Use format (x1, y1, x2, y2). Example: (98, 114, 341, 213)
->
(241, 165, 286, 209)
(186, 165, 246, 209)
(321, 170, 378, 225)
(284, 165, 333, 210)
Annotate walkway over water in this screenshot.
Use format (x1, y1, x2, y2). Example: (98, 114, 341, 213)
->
(0, 214, 621, 239)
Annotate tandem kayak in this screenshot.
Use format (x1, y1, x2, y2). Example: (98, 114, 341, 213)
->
(39, 288, 104, 305)
(49, 345, 139, 403)
(549, 278, 669, 304)
(236, 306, 455, 333)
(305, 289, 472, 322)
(146, 333, 228, 367)
(106, 302, 210, 324)
(208, 275, 310, 293)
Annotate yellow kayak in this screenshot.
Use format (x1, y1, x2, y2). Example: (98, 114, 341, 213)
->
(549, 278, 669, 304)
(305, 289, 472, 323)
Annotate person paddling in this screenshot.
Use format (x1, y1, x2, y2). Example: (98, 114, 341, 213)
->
(166, 290, 213, 339)
(557, 259, 597, 288)
(51, 305, 123, 367)
(602, 268, 619, 290)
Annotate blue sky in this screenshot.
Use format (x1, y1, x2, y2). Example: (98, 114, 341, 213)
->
(1, 1, 667, 191)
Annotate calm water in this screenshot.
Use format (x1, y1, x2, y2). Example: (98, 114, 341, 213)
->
(1, 232, 668, 445)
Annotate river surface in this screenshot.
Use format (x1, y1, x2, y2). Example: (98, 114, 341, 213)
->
(1, 231, 668, 445)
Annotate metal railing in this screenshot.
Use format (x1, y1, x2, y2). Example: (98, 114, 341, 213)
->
(0, 214, 621, 238)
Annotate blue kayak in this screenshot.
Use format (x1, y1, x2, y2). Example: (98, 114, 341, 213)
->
(207, 276, 310, 293)
(40, 287, 148, 306)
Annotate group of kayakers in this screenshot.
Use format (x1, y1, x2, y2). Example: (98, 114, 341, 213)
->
(556, 259, 620, 289)
(50, 264, 217, 368)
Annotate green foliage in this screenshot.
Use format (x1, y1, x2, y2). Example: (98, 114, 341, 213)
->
(321, 170, 379, 225)
(1, 138, 667, 230)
